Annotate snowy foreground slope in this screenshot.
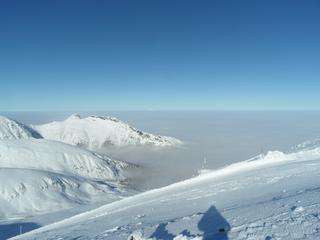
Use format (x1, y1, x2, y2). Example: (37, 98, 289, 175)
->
(13, 142, 320, 240)
(33, 114, 182, 148)
(0, 139, 131, 218)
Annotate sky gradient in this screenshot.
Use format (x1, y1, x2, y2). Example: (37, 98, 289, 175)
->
(1, 0, 320, 111)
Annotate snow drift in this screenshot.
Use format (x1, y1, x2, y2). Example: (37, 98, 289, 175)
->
(33, 114, 182, 148)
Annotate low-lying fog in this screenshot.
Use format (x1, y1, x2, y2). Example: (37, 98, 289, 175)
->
(4, 111, 320, 190)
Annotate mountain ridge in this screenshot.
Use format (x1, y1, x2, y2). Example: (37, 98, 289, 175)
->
(33, 114, 182, 148)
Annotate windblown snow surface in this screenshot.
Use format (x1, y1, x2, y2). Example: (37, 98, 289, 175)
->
(13, 140, 320, 240)
(33, 114, 182, 148)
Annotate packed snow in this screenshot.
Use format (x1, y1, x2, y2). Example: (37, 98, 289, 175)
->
(33, 114, 182, 148)
(12, 140, 320, 240)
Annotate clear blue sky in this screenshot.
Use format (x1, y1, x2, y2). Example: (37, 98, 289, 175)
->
(1, 0, 320, 111)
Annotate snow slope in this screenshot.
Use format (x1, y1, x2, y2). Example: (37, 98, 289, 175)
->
(0, 139, 126, 180)
(0, 116, 42, 140)
(33, 114, 182, 148)
(0, 168, 127, 219)
(0, 139, 132, 218)
(14, 140, 320, 240)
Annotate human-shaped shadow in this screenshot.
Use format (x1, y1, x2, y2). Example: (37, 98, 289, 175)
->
(148, 205, 230, 240)
(198, 205, 230, 240)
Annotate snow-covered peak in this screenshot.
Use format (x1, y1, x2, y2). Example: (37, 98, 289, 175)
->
(67, 113, 82, 120)
(33, 114, 182, 149)
(0, 116, 42, 140)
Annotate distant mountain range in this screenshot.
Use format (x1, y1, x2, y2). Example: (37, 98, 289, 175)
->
(33, 114, 182, 148)
(0, 114, 182, 148)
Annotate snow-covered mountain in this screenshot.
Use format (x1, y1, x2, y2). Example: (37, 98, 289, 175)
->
(14, 141, 320, 240)
(0, 139, 132, 218)
(0, 116, 42, 140)
(33, 114, 182, 148)
(0, 114, 184, 235)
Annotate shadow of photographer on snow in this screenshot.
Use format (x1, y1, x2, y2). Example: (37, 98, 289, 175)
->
(129, 205, 230, 240)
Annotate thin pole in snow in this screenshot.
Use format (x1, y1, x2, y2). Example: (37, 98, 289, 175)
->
(202, 156, 207, 169)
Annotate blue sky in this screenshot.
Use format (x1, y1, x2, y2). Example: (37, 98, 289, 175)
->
(1, 0, 320, 111)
